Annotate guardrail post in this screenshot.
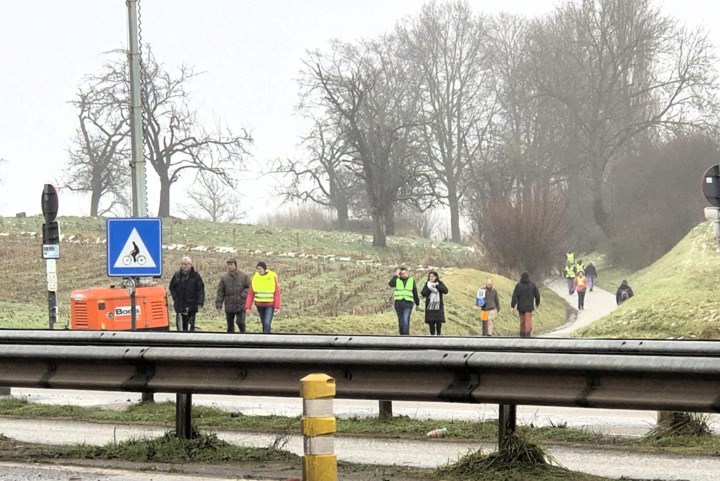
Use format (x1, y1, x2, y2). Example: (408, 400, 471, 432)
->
(175, 316, 193, 439)
(498, 403, 517, 451)
(301, 373, 337, 481)
(176, 392, 192, 439)
(378, 400, 393, 419)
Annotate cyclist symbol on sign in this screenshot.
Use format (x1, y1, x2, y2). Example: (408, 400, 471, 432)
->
(123, 241, 146, 265)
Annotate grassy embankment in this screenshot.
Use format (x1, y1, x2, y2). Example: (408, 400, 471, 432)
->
(0, 215, 566, 335)
(576, 221, 720, 339)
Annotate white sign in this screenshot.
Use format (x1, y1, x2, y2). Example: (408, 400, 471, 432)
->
(42, 244, 60, 259)
(46, 273, 58, 291)
(113, 306, 141, 318)
(112, 228, 158, 269)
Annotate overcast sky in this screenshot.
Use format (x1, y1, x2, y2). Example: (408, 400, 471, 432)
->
(0, 0, 713, 221)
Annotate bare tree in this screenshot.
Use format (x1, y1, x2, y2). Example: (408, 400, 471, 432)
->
(63, 62, 131, 216)
(65, 49, 252, 218)
(530, 0, 719, 239)
(398, 0, 495, 243)
(180, 170, 244, 223)
(271, 114, 355, 228)
(300, 37, 428, 246)
(140, 50, 253, 217)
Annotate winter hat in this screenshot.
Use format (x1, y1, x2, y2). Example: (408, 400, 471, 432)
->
(256, 261, 268, 270)
(521, 272, 529, 281)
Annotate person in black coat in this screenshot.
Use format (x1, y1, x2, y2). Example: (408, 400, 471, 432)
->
(510, 272, 541, 337)
(616, 280, 634, 305)
(420, 271, 449, 336)
(169, 256, 205, 332)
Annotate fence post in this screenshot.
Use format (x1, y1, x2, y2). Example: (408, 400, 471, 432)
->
(300, 373, 337, 481)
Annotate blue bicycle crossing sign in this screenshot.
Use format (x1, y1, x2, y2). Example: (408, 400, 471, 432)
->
(106, 218, 163, 277)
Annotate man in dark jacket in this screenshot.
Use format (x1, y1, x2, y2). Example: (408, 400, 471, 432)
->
(389, 267, 420, 335)
(215, 258, 251, 333)
(511, 272, 541, 337)
(169, 256, 205, 332)
(616, 280, 634, 305)
(585, 262, 598, 291)
(479, 278, 500, 336)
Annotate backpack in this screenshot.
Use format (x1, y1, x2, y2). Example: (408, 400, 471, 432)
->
(620, 290, 629, 302)
(476, 288, 486, 308)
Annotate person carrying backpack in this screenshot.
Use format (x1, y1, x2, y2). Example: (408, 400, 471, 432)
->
(616, 280, 634, 305)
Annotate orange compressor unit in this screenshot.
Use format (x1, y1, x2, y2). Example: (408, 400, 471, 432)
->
(70, 285, 169, 331)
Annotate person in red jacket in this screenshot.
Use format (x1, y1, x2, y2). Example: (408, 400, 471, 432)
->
(245, 261, 281, 333)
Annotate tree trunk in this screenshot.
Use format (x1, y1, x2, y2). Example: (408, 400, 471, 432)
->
(336, 202, 349, 230)
(448, 185, 461, 243)
(89, 189, 101, 217)
(157, 179, 171, 218)
(372, 207, 387, 247)
(385, 203, 395, 236)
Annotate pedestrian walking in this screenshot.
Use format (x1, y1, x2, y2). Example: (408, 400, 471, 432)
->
(616, 280, 635, 305)
(245, 261, 281, 333)
(476, 278, 500, 336)
(563, 263, 576, 295)
(169, 256, 205, 332)
(215, 258, 251, 333)
(572, 271, 588, 310)
(389, 267, 420, 336)
(420, 271, 448, 336)
(585, 261, 597, 291)
(510, 272, 540, 337)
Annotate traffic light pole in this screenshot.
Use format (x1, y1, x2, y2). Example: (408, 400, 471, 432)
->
(41, 185, 60, 330)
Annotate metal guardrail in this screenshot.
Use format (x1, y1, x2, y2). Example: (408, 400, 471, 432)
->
(0, 330, 719, 412)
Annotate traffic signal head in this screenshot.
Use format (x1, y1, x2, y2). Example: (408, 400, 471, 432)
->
(702, 165, 720, 208)
(41, 184, 58, 223)
(42, 221, 60, 245)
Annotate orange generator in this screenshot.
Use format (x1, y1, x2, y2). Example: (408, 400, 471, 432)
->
(70, 285, 169, 331)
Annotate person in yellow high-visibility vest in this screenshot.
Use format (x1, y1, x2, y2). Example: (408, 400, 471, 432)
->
(388, 267, 420, 335)
(245, 261, 281, 333)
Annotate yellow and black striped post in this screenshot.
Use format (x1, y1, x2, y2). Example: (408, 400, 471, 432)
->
(300, 373, 337, 481)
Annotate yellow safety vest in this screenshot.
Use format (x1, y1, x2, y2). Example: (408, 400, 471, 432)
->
(394, 277, 415, 302)
(566, 252, 575, 263)
(252, 271, 277, 303)
(564, 265, 575, 278)
(576, 276, 587, 287)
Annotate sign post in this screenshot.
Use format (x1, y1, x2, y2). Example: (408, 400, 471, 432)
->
(41, 184, 60, 329)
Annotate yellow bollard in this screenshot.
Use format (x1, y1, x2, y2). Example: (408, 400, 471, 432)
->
(300, 373, 337, 481)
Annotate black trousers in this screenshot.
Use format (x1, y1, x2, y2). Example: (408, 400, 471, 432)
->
(177, 311, 197, 332)
(225, 311, 246, 333)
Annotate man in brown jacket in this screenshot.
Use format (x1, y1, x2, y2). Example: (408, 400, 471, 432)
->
(215, 258, 251, 333)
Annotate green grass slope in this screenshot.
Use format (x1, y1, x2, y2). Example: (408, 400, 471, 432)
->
(577, 221, 720, 339)
(0, 216, 566, 336)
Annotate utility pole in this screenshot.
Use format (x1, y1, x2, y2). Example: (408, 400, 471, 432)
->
(127, 0, 153, 403)
(127, 0, 147, 218)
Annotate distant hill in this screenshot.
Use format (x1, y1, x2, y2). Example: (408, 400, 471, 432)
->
(0, 216, 566, 336)
(576, 221, 720, 339)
